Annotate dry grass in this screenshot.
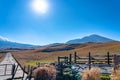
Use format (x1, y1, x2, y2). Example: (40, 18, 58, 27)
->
(111, 67, 120, 80)
(0, 53, 5, 62)
(81, 67, 101, 80)
(33, 64, 56, 80)
(12, 41, 120, 67)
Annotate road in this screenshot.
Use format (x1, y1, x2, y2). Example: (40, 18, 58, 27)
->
(0, 53, 27, 80)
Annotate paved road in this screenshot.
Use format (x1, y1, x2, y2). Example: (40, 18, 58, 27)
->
(0, 53, 27, 80)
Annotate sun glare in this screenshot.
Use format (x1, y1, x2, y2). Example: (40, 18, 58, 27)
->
(31, 0, 48, 14)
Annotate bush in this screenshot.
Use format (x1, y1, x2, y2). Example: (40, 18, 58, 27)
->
(34, 64, 56, 80)
(81, 67, 101, 80)
(111, 68, 120, 80)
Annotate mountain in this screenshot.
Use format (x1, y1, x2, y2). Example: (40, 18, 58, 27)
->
(15, 41, 120, 62)
(0, 36, 39, 49)
(44, 43, 65, 47)
(66, 34, 116, 44)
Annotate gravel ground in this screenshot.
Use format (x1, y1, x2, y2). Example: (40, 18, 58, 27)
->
(72, 64, 113, 74)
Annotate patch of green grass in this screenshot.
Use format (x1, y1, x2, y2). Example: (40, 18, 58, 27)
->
(101, 75, 111, 80)
(26, 60, 57, 66)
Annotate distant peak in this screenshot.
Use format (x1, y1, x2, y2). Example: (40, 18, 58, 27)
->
(66, 34, 115, 44)
(0, 36, 9, 41)
(88, 34, 102, 37)
(90, 34, 99, 36)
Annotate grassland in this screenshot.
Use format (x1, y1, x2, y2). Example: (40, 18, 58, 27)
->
(12, 41, 120, 67)
(0, 52, 5, 62)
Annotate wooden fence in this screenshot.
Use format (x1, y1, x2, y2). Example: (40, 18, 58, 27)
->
(11, 52, 120, 80)
(58, 52, 120, 69)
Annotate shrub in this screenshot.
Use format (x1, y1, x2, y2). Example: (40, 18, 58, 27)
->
(34, 64, 56, 80)
(111, 68, 120, 80)
(81, 67, 101, 80)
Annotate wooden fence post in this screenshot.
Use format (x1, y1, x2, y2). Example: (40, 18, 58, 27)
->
(60, 62, 63, 77)
(69, 54, 72, 65)
(74, 52, 77, 64)
(107, 52, 110, 65)
(22, 66, 25, 80)
(11, 64, 15, 75)
(4, 64, 7, 75)
(58, 56, 60, 65)
(28, 66, 33, 80)
(28, 65, 30, 74)
(11, 64, 18, 79)
(114, 54, 118, 69)
(88, 52, 91, 70)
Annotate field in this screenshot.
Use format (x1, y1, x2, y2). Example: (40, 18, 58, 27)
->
(1, 41, 119, 80)
(12, 41, 120, 67)
(0, 52, 5, 62)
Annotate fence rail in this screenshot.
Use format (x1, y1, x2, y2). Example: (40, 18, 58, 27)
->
(11, 52, 120, 80)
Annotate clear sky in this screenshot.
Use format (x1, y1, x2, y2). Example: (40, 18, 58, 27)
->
(0, 0, 120, 45)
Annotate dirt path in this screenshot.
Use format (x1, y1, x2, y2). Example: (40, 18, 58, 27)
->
(0, 53, 27, 80)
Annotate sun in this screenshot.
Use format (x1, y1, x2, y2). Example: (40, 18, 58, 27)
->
(31, 0, 48, 14)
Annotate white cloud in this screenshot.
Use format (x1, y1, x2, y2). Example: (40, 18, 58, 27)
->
(0, 36, 9, 41)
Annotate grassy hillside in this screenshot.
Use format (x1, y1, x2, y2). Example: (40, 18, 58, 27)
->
(12, 41, 120, 66)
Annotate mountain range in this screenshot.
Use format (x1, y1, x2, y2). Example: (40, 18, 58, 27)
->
(0, 37, 39, 49)
(0, 34, 117, 49)
(66, 34, 115, 44)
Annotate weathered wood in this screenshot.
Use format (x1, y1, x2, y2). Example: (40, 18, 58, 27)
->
(69, 54, 72, 65)
(58, 56, 69, 64)
(114, 54, 119, 69)
(11, 64, 15, 75)
(88, 52, 91, 70)
(11, 64, 18, 79)
(4, 64, 7, 75)
(74, 52, 77, 63)
(60, 62, 63, 76)
(28, 65, 30, 74)
(22, 66, 25, 80)
(107, 52, 110, 65)
(28, 67, 33, 80)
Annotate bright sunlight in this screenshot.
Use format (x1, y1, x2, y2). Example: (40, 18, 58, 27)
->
(30, 0, 48, 14)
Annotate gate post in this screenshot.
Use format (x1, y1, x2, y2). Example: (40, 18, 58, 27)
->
(28, 66, 33, 80)
(114, 54, 118, 69)
(28, 65, 30, 74)
(58, 56, 60, 65)
(69, 54, 72, 65)
(74, 52, 77, 64)
(4, 64, 7, 75)
(11, 64, 15, 75)
(88, 52, 91, 70)
(107, 52, 110, 65)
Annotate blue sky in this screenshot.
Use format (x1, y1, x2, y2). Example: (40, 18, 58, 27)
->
(0, 0, 120, 45)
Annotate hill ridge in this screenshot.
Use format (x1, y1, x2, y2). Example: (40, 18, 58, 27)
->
(66, 34, 115, 44)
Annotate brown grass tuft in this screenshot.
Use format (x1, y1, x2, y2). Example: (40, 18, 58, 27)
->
(34, 64, 56, 80)
(81, 67, 101, 80)
(111, 67, 120, 80)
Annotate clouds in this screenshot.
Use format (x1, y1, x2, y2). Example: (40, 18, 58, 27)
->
(0, 36, 9, 41)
